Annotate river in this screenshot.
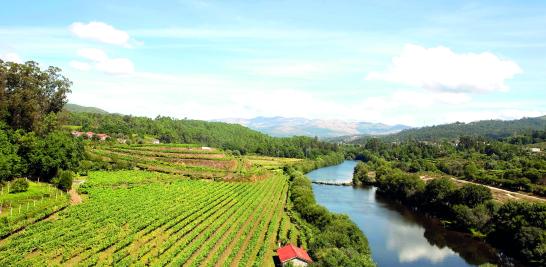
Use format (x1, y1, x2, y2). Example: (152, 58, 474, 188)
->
(306, 160, 515, 267)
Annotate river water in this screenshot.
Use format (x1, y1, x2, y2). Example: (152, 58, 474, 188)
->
(306, 160, 510, 267)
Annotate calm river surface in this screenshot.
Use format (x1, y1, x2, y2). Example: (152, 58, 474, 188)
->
(306, 160, 514, 267)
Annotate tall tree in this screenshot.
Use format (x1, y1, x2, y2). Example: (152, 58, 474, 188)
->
(0, 60, 71, 133)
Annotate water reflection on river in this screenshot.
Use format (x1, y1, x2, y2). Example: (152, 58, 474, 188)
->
(307, 160, 510, 267)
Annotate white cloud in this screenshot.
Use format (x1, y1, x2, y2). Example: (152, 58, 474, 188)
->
(367, 44, 522, 93)
(77, 48, 108, 62)
(69, 60, 91, 71)
(1, 52, 22, 63)
(74, 48, 134, 75)
(70, 22, 131, 47)
(95, 58, 134, 75)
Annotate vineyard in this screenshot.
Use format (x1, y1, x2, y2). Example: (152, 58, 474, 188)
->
(87, 144, 269, 181)
(0, 144, 303, 266)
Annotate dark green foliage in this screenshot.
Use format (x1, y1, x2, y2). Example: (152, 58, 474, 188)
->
(422, 177, 456, 210)
(0, 124, 22, 181)
(452, 184, 492, 208)
(15, 131, 83, 181)
(353, 162, 373, 185)
(9, 178, 29, 193)
(53, 169, 73, 191)
(376, 170, 424, 202)
(68, 113, 338, 159)
(351, 116, 546, 142)
(489, 201, 546, 265)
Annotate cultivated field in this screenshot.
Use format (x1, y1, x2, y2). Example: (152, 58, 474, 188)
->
(0, 144, 303, 266)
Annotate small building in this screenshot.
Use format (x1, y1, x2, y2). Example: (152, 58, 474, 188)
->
(530, 147, 541, 153)
(86, 132, 95, 139)
(95, 134, 109, 141)
(201, 146, 212, 150)
(71, 131, 84, 138)
(277, 244, 313, 266)
(151, 139, 160, 144)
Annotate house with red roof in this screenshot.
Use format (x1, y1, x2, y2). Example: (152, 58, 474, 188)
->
(277, 244, 313, 266)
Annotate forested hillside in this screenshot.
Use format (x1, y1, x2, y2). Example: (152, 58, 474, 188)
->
(347, 116, 546, 143)
(68, 112, 338, 159)
(64, 103, 108, 114)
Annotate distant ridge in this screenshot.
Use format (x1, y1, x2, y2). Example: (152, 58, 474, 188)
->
(215, 116, 410, 138)
(64, 103, 109, 114)
(343, 115, 546, 143)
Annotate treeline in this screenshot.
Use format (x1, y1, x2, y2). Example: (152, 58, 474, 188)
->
(285, 163, 375, 266)
(364, 168, 546, 266)
(68, 112, 338, 159)
(0, 60, 83, 187)
(351, 116, 546, 142)
(346, 135, 546, 196)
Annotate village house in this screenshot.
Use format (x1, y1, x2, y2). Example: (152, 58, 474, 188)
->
(86, 132, 94, 139)
(95, 134, 109, 141)
(71, 131, 83, 137)
(530, 147, 541, 153)
(277, 244, 313, 266)
(151, 138, 160, 144)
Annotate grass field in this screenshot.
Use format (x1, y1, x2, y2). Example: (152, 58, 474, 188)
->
(0, 144, 302, 266)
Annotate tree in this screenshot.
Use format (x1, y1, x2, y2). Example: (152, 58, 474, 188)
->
(353, 162, 372, 185)
(453, 184, 492, 208)
(423, 177, 456, 210)
(0, 60, 71, 133)
(53, 169, 73, 191)
(0, 125, 21, 181)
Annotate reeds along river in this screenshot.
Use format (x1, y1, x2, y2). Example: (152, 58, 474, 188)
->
(306, 160, 522, 267)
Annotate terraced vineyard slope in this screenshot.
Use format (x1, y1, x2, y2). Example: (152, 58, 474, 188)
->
(0, 145, 298, 266)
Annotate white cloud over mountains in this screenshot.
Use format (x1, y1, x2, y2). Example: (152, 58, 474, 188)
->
(71, 48, 134, 75)
(70, 22, 131, 47)
(367, 44, 522, 93)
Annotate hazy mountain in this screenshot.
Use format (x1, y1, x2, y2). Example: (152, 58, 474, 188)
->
(64, 103, 109, 114)
(215, 116, 410, 138)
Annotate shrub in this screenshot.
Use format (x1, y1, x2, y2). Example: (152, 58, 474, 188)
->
(53, 170, 74, 191)
(10, 178, 29, 193)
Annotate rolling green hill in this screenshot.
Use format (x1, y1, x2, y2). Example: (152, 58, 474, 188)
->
(347, 116, 546, 143)
(64, 103, 109, 114)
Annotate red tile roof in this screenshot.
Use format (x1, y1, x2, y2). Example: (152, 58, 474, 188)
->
(277, 244, 313, 263)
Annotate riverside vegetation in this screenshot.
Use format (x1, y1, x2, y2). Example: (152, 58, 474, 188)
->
(351, 136, 546, 266)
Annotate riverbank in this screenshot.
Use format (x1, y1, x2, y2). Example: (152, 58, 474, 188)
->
(307, 160, 527, 267)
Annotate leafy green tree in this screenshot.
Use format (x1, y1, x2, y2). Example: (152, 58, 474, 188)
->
(53, 169, 73, 191)
(353, 162, 372, 185)
(453, 184, 492, 208)
(0, 60, 71, 133)
(0, 125, 21, 181)
(423, 177, 456, 210)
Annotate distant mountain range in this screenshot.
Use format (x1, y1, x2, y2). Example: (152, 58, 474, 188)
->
(64, 103, 109, 114)
(215, 117, 411, 138)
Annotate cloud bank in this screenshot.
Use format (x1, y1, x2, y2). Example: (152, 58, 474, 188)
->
(70, 22, 131, 47)
(367, 44, 522, 93)
(72, 48, 134, 75)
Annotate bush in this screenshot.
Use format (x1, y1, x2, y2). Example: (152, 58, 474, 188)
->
(9, 178, 29, 193)
(53, 170, 74, 191)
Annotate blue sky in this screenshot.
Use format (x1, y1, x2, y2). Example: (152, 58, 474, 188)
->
(1, 0, 545, 126)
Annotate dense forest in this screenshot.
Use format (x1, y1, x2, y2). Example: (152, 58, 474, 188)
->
(68, 112, 339, 159)
(349, 134, 546, 196)
(346, 116, 546, 143)
(0, 60, 83, 187)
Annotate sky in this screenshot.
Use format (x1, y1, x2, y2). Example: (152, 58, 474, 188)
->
(1, 0, 545, 126)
